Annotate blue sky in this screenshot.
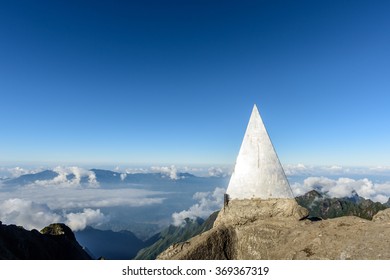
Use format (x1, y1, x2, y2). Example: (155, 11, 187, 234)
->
(0, 0, 389, 166)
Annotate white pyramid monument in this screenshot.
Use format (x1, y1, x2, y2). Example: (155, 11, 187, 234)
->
(226, 104, 294, 200)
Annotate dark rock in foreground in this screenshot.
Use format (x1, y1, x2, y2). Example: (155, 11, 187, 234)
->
(0, 222, 91, 260)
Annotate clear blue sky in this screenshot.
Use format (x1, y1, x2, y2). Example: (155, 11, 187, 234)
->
(0, 0, 389, 166)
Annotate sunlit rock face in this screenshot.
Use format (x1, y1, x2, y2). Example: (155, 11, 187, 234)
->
(226, 105, 293, 200)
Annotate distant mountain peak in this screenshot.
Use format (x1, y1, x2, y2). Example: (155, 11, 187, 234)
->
(303, 190, 323, 199)
(41, 223, 76, 242)
(345, 190, 364, 204)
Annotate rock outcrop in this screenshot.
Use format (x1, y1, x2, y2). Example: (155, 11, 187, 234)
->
(0, 222, 91, 260)
(214, 198, 308, 227)
(158, 199, 390, 260)
(372, 208, 390, 223)
(41, 223, 78, 241)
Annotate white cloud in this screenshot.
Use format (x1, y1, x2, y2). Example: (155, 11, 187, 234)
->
(369, 166, 390, 172)
(284, 163, 309, 176)
(291, 176, 390, 203)
(151, 165, 179, 180)
(0, 199, 108, 231)
(290, 182, 315, 197)
(65, 208, 108, 231)
(208, 167, 228, 177)
(284, 164, 390, 178)
(329, 165, 343, 171)
(180, 166, 202, 173)
(0, 198, 62, 230)
(124, 168, 149, 174)
(373, 194, 389, 203)
(0, 186, 166, 210)
(32, 166, 98, 188)
(0, 167, 43, 179)
(120, 173, 127, 181)
(171, 187, 226, 226)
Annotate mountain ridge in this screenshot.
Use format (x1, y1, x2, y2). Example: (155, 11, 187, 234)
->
(3, 168, 200, 186)
(75, 226, 145, 260)
(296, 189, 387, 220)
(0, 222, 91, 260)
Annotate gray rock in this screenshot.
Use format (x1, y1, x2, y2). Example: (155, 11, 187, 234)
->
(372, 208, 390, 223)
(214, 198, 309, 227)
(158, 199, 390, 260)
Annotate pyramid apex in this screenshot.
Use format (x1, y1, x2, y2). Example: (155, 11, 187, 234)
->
(252, 104, 259, 113)
(226, 105, 294, 200)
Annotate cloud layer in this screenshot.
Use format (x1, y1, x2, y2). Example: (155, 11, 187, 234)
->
(291, 176, 390, 203)
(0, 198, 107, 231)
(0, 186, 165, 210)
(208, 167, 229, 177)
(115, 165, 231, 178)
(2, 164, 390, 232)
(65, 208, 108, 231)
(0, 166, 43, 179)
(150, 165, 180, 180)
(284, 164, 390, 177)
(0, 167, 167, 231)
(172, 187, 226, 226)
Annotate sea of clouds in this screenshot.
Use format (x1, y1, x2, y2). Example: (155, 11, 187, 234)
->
(0, 166, 166, 231)
(118, 165, 231, 179)
(2, 164, 390, 230)
(0, 199, 107, 231)
(170, 164, 390, 226)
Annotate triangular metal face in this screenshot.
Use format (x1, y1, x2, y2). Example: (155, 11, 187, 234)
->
(226, 105, 294, 199)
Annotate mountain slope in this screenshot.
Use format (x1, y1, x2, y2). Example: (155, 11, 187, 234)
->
(75, 226, 145, 260)
(3, 170, 58, 186)
(135, 212, 218, 260)
(384, 198, 390, 207)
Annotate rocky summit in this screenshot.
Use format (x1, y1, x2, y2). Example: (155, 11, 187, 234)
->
(158, 105, 390, 260)
(157, 200, 390, 260)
